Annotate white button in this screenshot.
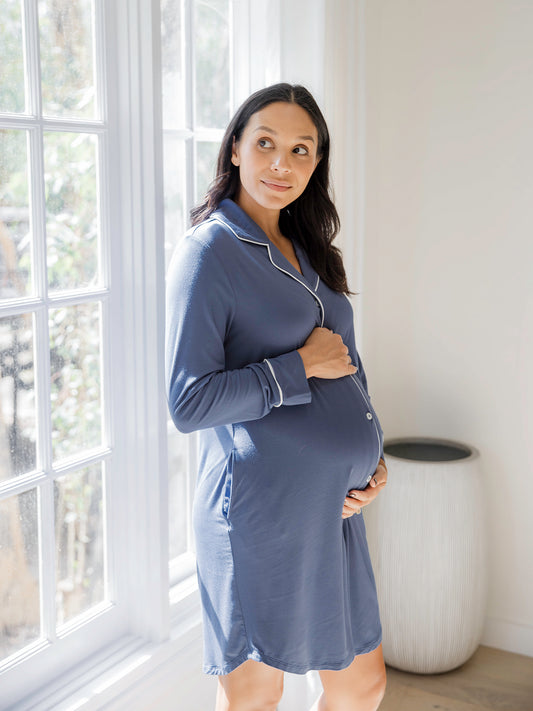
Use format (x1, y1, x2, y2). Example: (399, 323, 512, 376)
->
(366, 412, 373, 420)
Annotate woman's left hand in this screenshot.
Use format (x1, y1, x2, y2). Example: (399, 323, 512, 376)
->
(342, 458, 388, 519)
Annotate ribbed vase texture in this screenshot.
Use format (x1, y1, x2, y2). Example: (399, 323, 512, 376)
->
(365, 440, 488, 673)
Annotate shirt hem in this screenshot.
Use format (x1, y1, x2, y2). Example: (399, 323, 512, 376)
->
(202, 633, 383, 676)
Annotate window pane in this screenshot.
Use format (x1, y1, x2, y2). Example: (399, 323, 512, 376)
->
(38, 0, 96, 119)
(0, 0, 26, 114)
(0, 314, 36, 479)
(194, 0, 230, 128)
(195, 140, 219, 205)
(49, 302, 102, 462)
(44, 131, 99, 292)
(55, 463, 105, 626)
(163, 134, 185, 268)
(0, 489, 40, 662)
(161, 0, 184, 129)
(0, 129, 33, 299)
(168, 425, 188, 559)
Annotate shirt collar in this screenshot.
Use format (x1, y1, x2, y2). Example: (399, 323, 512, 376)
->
(212, 198, 270, 246)
(211, 198, 319, 290)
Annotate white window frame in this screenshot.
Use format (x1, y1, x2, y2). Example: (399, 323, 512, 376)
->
(1, 0, 284, 708)
(1, 0, 129, 705)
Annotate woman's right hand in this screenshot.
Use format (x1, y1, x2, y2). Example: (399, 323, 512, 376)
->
(297, 327, 357, 379)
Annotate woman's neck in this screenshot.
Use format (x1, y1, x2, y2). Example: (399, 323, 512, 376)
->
(233, 190, 302, 273)
(234, 190, 283, 243)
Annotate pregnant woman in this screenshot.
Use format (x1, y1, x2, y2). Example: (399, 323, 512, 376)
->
(165, 83, 388, 711)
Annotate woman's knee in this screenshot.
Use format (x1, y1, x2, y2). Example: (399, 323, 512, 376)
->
(358, 665, 387, 710)
(320, 659, 387, 711)
(217, 685, 283, 711)
(352, 664, 387, 710)
(367, 665, 387, 708)
(321, 669, 386, 711)
(215, 661, 284, 711)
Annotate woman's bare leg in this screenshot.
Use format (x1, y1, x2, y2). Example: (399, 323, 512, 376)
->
(215, 659, 284, 711)
(308, 644, 386, 711)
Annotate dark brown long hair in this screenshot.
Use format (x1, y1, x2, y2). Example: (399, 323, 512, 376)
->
(191, 83, 351, 294)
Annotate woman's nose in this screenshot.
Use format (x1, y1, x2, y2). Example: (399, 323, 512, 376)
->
(271, 153, 291, 173)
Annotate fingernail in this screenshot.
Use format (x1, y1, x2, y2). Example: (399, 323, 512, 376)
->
(370, 479, 377, 487)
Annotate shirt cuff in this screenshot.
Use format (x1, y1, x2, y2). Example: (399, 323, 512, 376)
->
(263, 350, 312, 407)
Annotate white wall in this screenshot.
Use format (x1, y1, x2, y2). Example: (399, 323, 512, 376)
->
(279, 0, 325, 102)
(362, 0, 533, 656)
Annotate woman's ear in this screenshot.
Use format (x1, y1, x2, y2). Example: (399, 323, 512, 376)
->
(231, 136, 240, 167)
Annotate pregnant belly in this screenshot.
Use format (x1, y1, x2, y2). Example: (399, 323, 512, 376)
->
(235, 374, 383, 491)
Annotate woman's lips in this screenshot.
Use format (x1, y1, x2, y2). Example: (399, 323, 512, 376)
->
(261, 180, 292, 192)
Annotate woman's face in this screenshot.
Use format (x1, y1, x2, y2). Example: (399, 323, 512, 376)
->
(231, 101, 320, 217)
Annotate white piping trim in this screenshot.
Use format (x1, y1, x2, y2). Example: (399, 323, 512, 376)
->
(263, 253, 325, 327)
(212, 217, 265, 246)
(314, 274, 320, 292)
(263, 359, 283, 407)
(350, 373, 382, 472)
(212, 217, 326, 327)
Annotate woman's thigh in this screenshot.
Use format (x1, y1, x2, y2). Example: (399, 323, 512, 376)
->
(216, 659, 284, 711)
(316, 644, 386, 711)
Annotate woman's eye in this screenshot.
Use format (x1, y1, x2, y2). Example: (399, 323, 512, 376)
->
(258, 138, 274, 148)
(293, 146, 309, 155)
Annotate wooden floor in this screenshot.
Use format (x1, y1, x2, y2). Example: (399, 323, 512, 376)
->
(379, 645, 533, 711)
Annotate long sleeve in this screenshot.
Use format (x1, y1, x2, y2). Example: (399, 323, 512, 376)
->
(165, 233, 311, 434)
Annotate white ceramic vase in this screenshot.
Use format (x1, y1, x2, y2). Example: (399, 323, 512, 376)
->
(365, 437, 488, 674)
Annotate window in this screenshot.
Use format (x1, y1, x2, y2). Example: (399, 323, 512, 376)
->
(0, 0, 113, 662)
(0, 2, 130, 705)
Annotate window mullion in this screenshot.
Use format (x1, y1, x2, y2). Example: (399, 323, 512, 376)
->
(228, 0, 235, 112)
(93, 0, 106, 122)
(98, 132, 111, 291)
(94, 6, 113, 564)
(22, 0, 42, 117)
(0, 297, 43, 318)
(34, 295, 56, 644)
(33, 247, 55, 647)
(29, 130, 50, 468)
(0, 114, 107, 132)
(183, 0, 195, 216)
(0, 470, 47, 500)
(97, 129, 113, 460)
(39, 477, 57, 644)
(183, 0, 194, 132)
(26, 0, 58, 644)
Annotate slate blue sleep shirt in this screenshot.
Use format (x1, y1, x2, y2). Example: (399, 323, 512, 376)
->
(165, 198, 384, 676)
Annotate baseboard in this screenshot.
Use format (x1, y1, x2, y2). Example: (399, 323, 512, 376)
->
(481, 617, 533, 658)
